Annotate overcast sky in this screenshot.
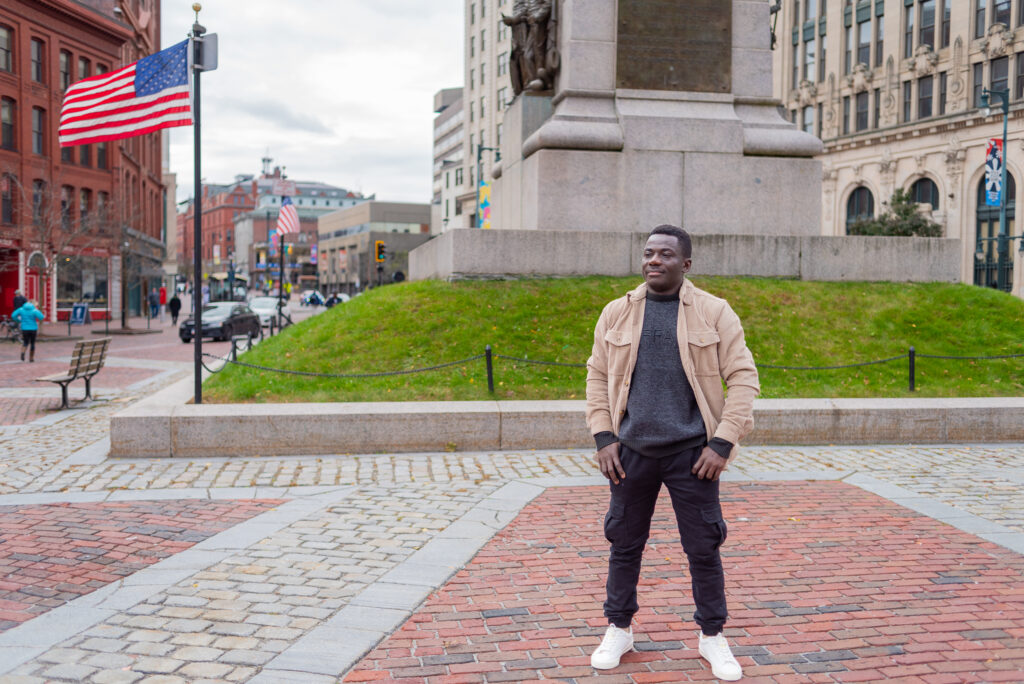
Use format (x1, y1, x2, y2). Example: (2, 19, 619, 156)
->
(161, 1, 463, 205)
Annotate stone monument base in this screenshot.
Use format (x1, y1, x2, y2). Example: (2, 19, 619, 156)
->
(408, 229, 961, 284)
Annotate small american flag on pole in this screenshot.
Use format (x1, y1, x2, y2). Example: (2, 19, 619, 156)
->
(276, 196, 300, 235)
(59, 39, 192, 147)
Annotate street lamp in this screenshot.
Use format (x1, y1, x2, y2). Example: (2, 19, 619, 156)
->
(980, 87, 1013, 291)
(476, 145, 500, 229)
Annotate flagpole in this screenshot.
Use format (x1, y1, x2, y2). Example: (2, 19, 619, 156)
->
(192, 6, 205, 404)
(279, 206, 286, 329)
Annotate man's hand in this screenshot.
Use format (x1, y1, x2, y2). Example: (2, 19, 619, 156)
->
(595, 442, 625, 484)
(692, 446, 728, 481)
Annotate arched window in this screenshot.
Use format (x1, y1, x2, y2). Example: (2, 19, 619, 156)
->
(975, 171, 1016, 290)
(846, 186, 875, 232)
(910, 177, 940, 209)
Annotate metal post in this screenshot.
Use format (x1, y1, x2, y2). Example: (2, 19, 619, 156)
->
(279, 229, 285, 329)
(998, 92, 1010, 292)
(908, 346, 916, 392)
(192, 24, 205, 404)
(485, 344, 494, 394)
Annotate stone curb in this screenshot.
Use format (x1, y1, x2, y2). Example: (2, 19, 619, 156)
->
(110, 378, 1024, 458)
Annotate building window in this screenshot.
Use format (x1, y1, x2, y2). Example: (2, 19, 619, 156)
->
(0, 175, 13, 224)
(855, 91, 869, 131)
(992, 56, 1009, 94)
(470, 3, 475, 24)
(817, 102, 823, 138)
(97, 63, 107, 75)
(1016, 55, 1024, 99)
(905, 3, 915, 58)
(792, 42, 800, 88)
(842, 95, 850, 134)
(498, 17, 507, 41)
(0, 26, 11, 72)
(62, 143, 73, 162)
(941, 1, 951, 47)
(857, 19, 871, 66)
(976, 0, 987, 39)
(875, 15, 884, 67)
(846, 186, 875, 232)
(497, 86, 507, 110)
(903, 80, 912, 122)
(818, 34, 826, 82)
(0, 98, 13, 150)
(30, 39, 44, 83)
(911, 178, 939, 209)
(469, 101, 474, 122)
(804, 36, 816, 82)
(97, 141, 107, 169)
(873, 88, 881, 128)
(975, 173, 1016, 289)
(994, 0, 1010, 26)
(498, 51, 507, 76)
(802, 105, 814, 135)
(79, 189, 91, 226)
(918, 75, 933, 119)
(919, 0, 935, 48)
(32, 107, 44, 155)
(481, 29, 486, 51)
(806, 0, 816, 21)
(32, 180, 45, 225)
(481, 63, 486, 85)
(470, 36, 475, 57)
(470, 68, 475, 89)
(60, 50, 71, 92)
(939, 72, 947, 114)
(480, 96, 485, 119)
(845, 24, 853, 75)
(77, 56, 89, 81)
(974, 62, 984, 106)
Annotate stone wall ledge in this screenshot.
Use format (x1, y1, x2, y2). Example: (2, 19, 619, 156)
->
(109, 378, 1024, 458)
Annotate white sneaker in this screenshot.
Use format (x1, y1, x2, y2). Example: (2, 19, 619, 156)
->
(698, 632, 742, 681)
(590, 624, 634, 669)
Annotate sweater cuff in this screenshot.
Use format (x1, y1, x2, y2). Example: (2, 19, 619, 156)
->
(594, 431, 618, 450)
(708, 437, 734, 459)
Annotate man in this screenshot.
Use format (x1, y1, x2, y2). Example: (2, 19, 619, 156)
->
(148, 288, 160, 319)
(585, 225, 759, 681)
(12, 289, 26, 312)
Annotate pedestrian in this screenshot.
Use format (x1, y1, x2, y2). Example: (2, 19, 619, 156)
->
(159, 284, 167, 322)
(147, 288, 159, 319)
(201, 284, 210, 305)
(12, 299, 45, 362)
(168, 293, 182, 325)
(12, 289, 27, 312)
(585, 225, 759, 680)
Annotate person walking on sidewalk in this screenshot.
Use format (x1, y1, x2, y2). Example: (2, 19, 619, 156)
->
(585, 224, 760, 681)
(147, 288, 160, 320)
(12, 289, 26, 312)
(12, 299, 45, 362)
(168, 293, 182, 325)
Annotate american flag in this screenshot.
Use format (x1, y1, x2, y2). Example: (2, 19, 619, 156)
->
(58, 40, 192, 147)
(276, 196, 300, 235)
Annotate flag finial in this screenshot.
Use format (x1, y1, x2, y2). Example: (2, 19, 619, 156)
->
(192, 3, 202, 21)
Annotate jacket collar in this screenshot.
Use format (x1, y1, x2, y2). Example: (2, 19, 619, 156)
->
(627, 279, 695, 305)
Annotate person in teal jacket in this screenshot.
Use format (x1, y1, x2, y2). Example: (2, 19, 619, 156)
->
(12, 300, 44, 362)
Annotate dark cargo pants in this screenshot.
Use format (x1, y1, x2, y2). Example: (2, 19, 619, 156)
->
(602, 444, 728, 635)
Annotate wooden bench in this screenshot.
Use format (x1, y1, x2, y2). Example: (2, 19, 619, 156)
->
(35, 337, 112, 409)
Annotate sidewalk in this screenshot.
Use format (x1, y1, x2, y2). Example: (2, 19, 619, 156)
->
(0, 312, 1021, 682)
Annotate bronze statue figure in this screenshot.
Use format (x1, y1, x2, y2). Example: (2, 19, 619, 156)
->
(502, 0, 559, 94)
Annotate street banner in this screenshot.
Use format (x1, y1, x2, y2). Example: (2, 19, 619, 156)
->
(478, 180, 492, 229)
(310, 244, 318, 265)
(986, 138, 1003, 207)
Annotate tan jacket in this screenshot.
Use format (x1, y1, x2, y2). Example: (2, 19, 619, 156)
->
(585, 280, 760, 454)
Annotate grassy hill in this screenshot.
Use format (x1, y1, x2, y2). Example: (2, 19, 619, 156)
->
(203, 277, 1024, 403)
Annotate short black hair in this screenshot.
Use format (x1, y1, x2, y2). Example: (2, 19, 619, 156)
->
(649, 224, 691, 258)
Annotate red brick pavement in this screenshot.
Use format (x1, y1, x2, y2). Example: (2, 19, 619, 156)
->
(0, 360, 159, 391)
(0, 398, 60, 426)
(0, 499, 285, 632)
(347, 482, 1024, 683)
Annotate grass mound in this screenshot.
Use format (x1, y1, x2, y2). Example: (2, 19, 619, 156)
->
(203, 277, 1024, 403)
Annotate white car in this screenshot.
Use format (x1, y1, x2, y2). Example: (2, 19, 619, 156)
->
(248, 296, 293, 327)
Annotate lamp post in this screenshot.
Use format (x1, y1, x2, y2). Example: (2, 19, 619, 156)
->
(981, 87, 1011, 292)
(475, 145, 500, 228)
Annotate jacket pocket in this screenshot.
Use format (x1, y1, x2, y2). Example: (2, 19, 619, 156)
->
(687, 330, 721, 376)
(604, 329, 632, 376)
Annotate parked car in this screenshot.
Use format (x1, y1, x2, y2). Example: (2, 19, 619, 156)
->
(180, 302, 261, 343)
(248, 296, 293, 327)
(300, 289, 324, 307)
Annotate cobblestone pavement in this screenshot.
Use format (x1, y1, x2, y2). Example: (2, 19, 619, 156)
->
(0, 312, 1022, 681)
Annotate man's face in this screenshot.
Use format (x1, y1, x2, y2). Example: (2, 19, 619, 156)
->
(642, 234, 690, 294)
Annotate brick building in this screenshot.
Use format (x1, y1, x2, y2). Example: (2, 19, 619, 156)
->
(0, 0, 166, 321)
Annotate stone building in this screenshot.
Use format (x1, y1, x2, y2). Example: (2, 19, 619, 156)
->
(317, 201, 430, 295)
(0, 0, 166, 321)
(774, 0, 1024, 292)
(432, 88, 469, 233)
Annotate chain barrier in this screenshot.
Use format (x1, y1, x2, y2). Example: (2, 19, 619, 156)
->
(758, 354, 908, 371)
(494, 353, 587, 368)
(916, 352, 1024, 360)
(201, 353, 486, 379)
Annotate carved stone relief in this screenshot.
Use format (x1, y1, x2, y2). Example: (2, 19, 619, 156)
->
(909, 44, 939, 76)
(798, 80, 818, 107)
(847, 63, 873, 93)
(984, 23, 1014, 58)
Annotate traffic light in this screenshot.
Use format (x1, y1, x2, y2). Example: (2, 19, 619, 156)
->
(374, 240, 386, 262)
